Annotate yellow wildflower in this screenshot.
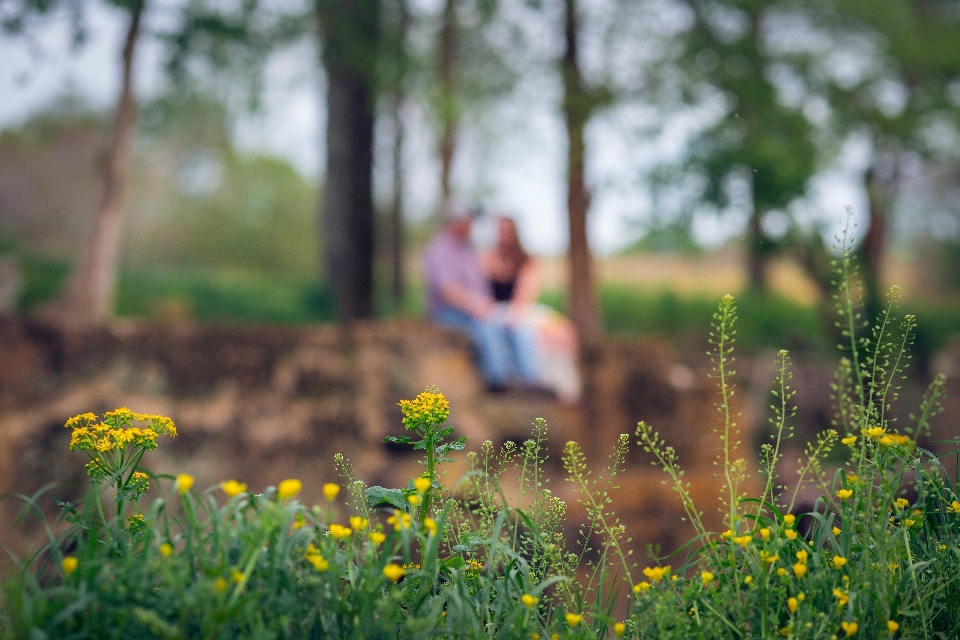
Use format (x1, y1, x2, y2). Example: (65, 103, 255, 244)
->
(904, 518, 916, 528)
(776, 568, 788, 577)
(387, 510, 411, 531)
(565, 613, 583, 627)
(424, 517, 438, 536)
(832, 555, 848, 569)
(521, 594, 538, 607)
(887, 620, 899, 632)
(633, 581, 651, 593)
(721, 529, 733, 539)
(759, 528, 770, 540)
(369, 531, 386, 545)
(414, 477, 431, 493)
(308, 554, 329, 571)
(293, 514, 306, 530)
(733, 535, 752, 548)
(220, 480, 247, 497)
(792, 563, 807, 578)
(795, 550, 808, 563)
(784, 528, 798, 541)
(783, 514, 796, 526)
(701, 571, 714, 585)
(841, 621, 858, 636)
(787, 597, 798, 613)
(846, 474, 857, 483)
(232, 569, 245, 583)
(349, 516, 369, 531)
(779, 627, 792, 637)
(408, 494, 422, 507)
(329, 524, 352, 539)
(160, 542, 174, 557)
(837, 489, 853, 501)
(62, 556, 78, 576)
(879, 433, 911, 447)
(276, 479, 301, 500)
(215, 577, 227, 593)
(322, 483, 340, 502)
(948, 501, 960, 515)
(833, 588, 849, 606)
(841, 436, 857, 446)
(176, 474, 194, 494)
(614, 622, 626, 636)
(398, 389, 450, 429)
(383, 563, 406, 582)
(864, 426, 886, 438)
(744, 575, 753, 584)
(642, 565, 670, 582)
(832, 526, 842, 536)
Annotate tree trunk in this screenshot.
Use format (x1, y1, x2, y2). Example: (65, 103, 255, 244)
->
(317, 0, 380, 321)
(56, 1, 144, 326)
(859, 163, 893, 322)
(437, 0, 457, 214)
(746, 208, 768, 292)
(562, 0, 600, 340)
(389, 0, 410, 308)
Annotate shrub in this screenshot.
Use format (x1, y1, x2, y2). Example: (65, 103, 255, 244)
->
(2, 224, 959, 639)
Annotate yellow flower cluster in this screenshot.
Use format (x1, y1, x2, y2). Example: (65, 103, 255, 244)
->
(879, 433, 911, 447)
(641, 565, 670, 582)
(398, 389, 450, 430)
(387, 510, 412, 531)
(793, 550, 808, 579)
(305, 543, 329, 571)
(65, 408, 176, 454)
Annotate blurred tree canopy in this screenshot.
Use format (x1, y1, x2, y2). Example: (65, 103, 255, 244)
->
(0, 94, 321, 316)
(3, 0, 960, 333)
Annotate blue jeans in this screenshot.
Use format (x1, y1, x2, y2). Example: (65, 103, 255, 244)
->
(433, 306, 540, 387)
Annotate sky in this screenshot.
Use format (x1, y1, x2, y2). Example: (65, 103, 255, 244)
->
(0, 0, 869, 257)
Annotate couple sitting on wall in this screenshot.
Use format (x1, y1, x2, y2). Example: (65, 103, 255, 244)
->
(423, 205, 581, 404)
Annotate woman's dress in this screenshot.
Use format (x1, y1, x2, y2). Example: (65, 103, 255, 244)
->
(490, 275, 582, 404)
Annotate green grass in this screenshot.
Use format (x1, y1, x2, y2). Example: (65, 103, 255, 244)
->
(541, 286, 831, 354)
(115, 266, 337, 325)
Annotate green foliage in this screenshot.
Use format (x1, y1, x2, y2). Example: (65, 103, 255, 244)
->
(115, 266, 335, 325)
(3, 240, 960, 638)
(541, 286, 830, 355)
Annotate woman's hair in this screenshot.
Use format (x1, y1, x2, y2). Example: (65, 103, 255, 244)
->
(495, 216, 530, 280)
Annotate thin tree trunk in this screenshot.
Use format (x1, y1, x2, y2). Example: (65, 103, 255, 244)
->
(388, 0, 409, 308)
(437, 0, 457, 214)
(57, 1, 143, 326)
(746, 208, 768, 292)
(317, 0, 380, 321)
(859, 163, 893, 322)
(562, 0, 599, 340)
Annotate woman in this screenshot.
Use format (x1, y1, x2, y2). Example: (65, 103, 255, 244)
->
(483, 216, 582, 404)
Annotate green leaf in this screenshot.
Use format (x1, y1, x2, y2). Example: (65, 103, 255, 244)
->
(364, 486, 406, 510)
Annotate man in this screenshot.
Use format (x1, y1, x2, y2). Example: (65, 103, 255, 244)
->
(423, 205, 539, 391)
